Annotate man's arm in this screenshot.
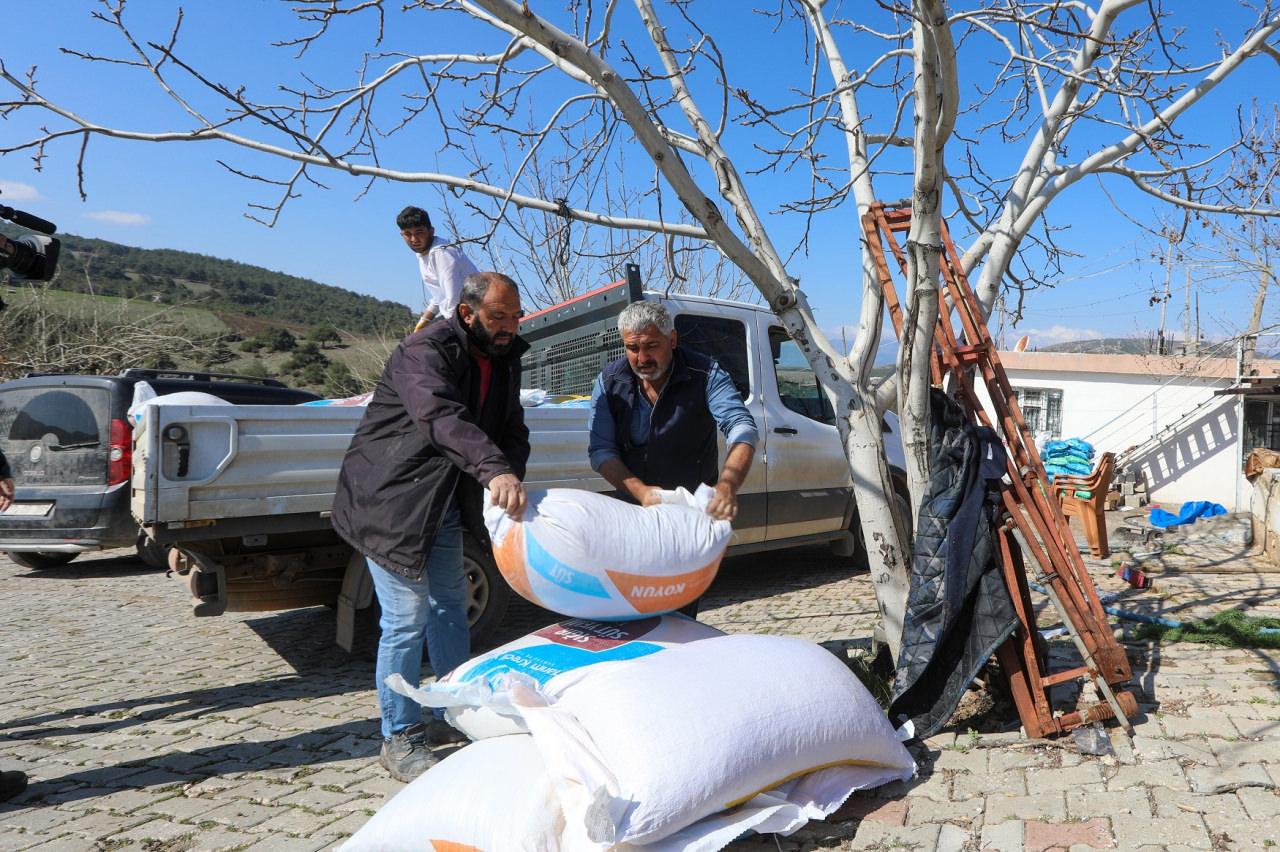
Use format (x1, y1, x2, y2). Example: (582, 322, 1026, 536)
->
(587, 376, 662, 506)
(704, 362, 759, 520)
(393, 340, 525, 516)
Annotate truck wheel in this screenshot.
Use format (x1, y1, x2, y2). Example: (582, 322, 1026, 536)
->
(464, 537, 509, 648)
(9, 551, 78, 570)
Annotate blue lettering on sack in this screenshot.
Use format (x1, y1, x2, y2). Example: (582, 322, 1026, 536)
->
(525, 532, 612, 599)
(456, 641, 664, 685)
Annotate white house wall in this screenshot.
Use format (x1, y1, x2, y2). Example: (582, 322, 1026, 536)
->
(975, 366, 1246, 510)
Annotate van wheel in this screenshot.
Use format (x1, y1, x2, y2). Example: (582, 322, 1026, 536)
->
(464, 537, 509, 649)
(9, 552, 78, 571)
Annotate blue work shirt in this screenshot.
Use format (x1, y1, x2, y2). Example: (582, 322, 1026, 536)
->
(588, 357, 759, 473)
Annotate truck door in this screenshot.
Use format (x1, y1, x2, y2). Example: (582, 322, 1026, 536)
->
(760, 324, 852, 540)
(671, 311, 766, 546)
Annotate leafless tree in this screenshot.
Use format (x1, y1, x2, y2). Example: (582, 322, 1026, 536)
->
(4, 0, 1278, 655)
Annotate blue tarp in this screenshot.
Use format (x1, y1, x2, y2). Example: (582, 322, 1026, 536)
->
(1148, 501, 1227, 529)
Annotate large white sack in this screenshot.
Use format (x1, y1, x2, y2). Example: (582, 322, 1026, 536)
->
(484, 484, 731, 619)
(390, 614, 724, 739)
(127, 382, 232, 425)
(508, 633, 917, 848)
(339, 731, 869, 852)
(338, 735, 567, 852)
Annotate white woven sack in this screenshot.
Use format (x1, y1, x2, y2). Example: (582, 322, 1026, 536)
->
(338, 735, 567, 852)
(508, 633, 917, 848)
(390, 614, 723, 739)
(484, 484, 731, 619)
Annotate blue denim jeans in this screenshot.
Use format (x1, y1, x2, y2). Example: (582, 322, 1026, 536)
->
(367, 506, 469, 740)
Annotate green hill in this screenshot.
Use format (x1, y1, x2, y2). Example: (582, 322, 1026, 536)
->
(1, 227, 409, 395)
(2, 226, 413, 336)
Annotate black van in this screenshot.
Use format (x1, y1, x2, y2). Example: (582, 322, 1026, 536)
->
(0, 369, 320, 570)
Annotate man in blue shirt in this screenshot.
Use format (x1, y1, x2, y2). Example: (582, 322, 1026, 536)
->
(587, 301, 758, 524)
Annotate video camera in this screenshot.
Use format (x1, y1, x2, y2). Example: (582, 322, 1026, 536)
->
(0, 191, 61, 282)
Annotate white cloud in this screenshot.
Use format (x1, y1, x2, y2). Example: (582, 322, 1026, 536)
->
(1021, 325, 1102, 346)
(0, 181, 40, 201)
(86, 210, 151, 226)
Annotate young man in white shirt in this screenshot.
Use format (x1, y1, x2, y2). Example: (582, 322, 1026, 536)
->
(397, 206, 480, 332)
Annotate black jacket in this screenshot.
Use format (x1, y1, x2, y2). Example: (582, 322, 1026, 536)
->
(601, 348, 718, 496)
(331, 314, 530, 579)
(0, 450, 10, 481)
(889, 389, 1018, 738)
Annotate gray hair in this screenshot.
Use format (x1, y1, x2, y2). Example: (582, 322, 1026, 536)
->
(460, 271, 519, 308)
(618, 300, 673, 336)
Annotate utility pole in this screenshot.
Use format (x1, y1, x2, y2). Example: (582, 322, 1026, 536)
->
(1155, 236, 1174, 355)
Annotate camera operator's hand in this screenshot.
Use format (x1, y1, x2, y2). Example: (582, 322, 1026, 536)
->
(0, 478, 14, 514)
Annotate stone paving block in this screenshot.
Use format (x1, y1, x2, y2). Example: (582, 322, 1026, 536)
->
(1233, 717, 1280, 739)
(99, 816, 196, 847)
(1024, 817, 1113, 851)
(1161, 714, 1242, 739)
(1237, 786, 1280, 819)
(0, 807, 82, 835)
(930, 746, 989, 774)
(274, 786, 360, 812)
(244, 835, 335, 851)
(138, 793, 224, 823)
(982, 792, 1067, 826)
(933, 821, 973, 852)
(953, 769, 1028, 801)
(1065, 787, 1153, 820)
(904, 795, 984, 826)
(178, 826, 259, 851)
(1153, 790, 1250, 821)
(196, 800, 280, 831)
(41, 810, 148, 842)
(1187, 761, 1275, 795)
(242, 804, 342, 836)
(314, 810, 373, 841)
(1112, 812, 1213, 850)
(978, 817, 1023, 852)
(1024, 759, 1106, 793)
(844, 820, 941, 849)
(1105, 757, 1190, 791)
(9, 835, 95, 852)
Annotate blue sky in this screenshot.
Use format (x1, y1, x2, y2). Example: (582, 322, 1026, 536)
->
(2, 1, 1274, 355)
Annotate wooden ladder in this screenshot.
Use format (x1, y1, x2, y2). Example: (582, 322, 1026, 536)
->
(864, 202, 1138, 737)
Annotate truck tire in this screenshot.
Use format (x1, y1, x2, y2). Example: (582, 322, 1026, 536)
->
(464, 537, 509, 648)
(9, 551, 78, 571)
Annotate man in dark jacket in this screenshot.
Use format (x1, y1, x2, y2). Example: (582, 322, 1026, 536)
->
(587, 301, 757, 615)
(332, 272, 529, 781)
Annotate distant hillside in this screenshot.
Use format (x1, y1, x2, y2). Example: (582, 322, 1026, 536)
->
(2, 226, 413, 335)
(1036, 337, 1154, 355)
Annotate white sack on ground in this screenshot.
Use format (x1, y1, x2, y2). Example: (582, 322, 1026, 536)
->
(508, 633, 917, 848)
(388, 614, 724, 739)
(484, 484, 731, 619)
(338, 735, 568, 852)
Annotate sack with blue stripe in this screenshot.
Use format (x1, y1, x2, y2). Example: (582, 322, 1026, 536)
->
(483, 484, 732, 620)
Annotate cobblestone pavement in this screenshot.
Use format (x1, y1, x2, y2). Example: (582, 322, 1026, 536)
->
(2, 524, 1279, 851)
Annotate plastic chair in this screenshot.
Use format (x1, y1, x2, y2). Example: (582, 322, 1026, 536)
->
(1051, 452, 1116, 559)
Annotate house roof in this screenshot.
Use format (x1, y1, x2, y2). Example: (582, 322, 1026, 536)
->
(998, 351, 1280, 380)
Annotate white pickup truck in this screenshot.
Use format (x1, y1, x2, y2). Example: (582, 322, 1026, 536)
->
(131, 266, 907, 649)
